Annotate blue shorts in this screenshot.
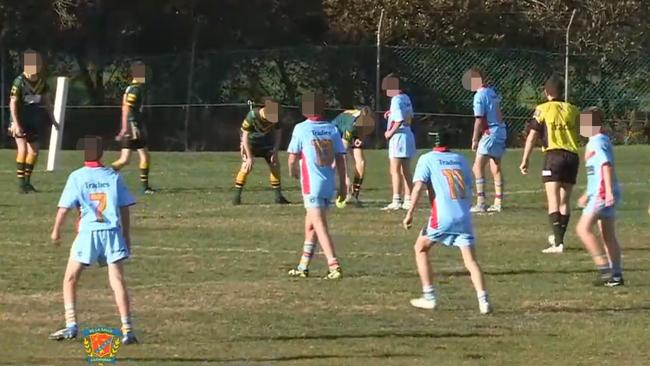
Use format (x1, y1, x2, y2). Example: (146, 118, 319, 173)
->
(303, 195, 331, 209)
(389, 130, 416, 159)
(421, 227, 475, 247)
(70, 229, 129, 266)
(477, 134, 506, 159)
(583, 197, 617, 219)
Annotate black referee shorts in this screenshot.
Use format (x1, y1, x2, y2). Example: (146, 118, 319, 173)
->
(542, 149, 579, 185)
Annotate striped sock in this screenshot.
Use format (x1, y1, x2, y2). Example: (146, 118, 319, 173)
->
(352, 176, 363, 199)
(392, 194, 401, 205)
(16, 158, 25, 186)
(24, 153, 37, 184)
(235, 170, 248, 189)
(494, 180, 503, 206)
(423, 285, 436, 301)
(64, 303, 77, 328)
(297, 242, 316, 271)
(475, 178, 486, 206)
(139, 161, 150, 189)
(611, 261, 622, 278)
(477, 290, 489, 304)
(121, 315, 133, 334)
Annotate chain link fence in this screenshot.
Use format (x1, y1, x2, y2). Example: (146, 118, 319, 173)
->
(2, 45, 649, 150)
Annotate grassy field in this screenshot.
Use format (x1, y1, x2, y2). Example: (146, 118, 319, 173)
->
(1, 146, 650, 366)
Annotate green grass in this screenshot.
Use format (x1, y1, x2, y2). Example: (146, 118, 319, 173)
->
(1, 146, 650, 366)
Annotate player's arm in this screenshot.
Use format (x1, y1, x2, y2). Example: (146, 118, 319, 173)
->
(520, 109, 544, 174)
(335, 153, 347, 200)
(120, 206, 131, 251)
(288, 153, 300, 179)
(602, 163, 616, 206)
(403, 180, 426, 230)
(50, 207, 70, 246)
(241, 130, 254, 171)
(9, 83, 23, 133)
(118, 93, 130, 138)
(471, 94, 487, 150)
(384, 98, 403, 140)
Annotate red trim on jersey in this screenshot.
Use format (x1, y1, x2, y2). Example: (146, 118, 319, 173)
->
(429, 198, 439, 229)
(301, 153, 311, 195)
(585, 150, 596, 160)
(433, 147, 450, 152)
(84, 161, 103, 168)
(307, 115, 324, 121)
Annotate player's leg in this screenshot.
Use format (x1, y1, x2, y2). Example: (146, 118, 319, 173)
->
(23, 140, 40, 191)
(410, 233, 438, 309)
(308, 206, 341, 279)
(488, 157, 503, 212)
(137, 147, 154, 194)
(459, 244, 491, 314)
(265, 153, 289, 204)
(543, 181, 564, 253)
(383, 157, 403, 210)
(49, 258, 85, 340)
(400, 158, 414, 209)
(288, 215, 318, 277)
(14, 136, 28, 193)
(233, 146, 251, 205)
(576, 212, 611, 282)
(471, 154, 489, 212)
(558, 183, 574, 245)
(599, 217, 624, 286)
(111, 148, 132, 171)
(108, 261, 137, 343)
(351, 146, 365, 203)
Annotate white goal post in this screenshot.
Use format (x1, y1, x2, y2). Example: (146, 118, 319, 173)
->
(46, 77, 70, 171)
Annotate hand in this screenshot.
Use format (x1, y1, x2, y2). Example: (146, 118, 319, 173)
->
(270, 150, 278, 165)
(9, 122, 24, 138)
(51, 230, 61, 247)
(577, 195, 588, 208)
(116, 128, 128, 141)
(384, 131, 392, 140)
(384, 110, 391, 119)
(471, 139, 479, 151)
(403, 211, 414, 230)
(519, 160, 529, 175)
(243, 158, 254, 173)
(605, 192, 615, 207)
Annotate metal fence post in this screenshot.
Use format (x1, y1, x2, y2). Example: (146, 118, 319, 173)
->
(1, 48, 6, 147)
(184, 3, 199, 152)
(565, 9, 577, 101)
(374, 9, 384, 148)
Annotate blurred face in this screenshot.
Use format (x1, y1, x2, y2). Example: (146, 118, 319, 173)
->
(263, 100, 279, 123)
(579, 110, 602, 138)
(23, 52, 42, 75)
(383, 76, 399, 97)
(132, 63, 146, 82)
(470, 75, 483, 92)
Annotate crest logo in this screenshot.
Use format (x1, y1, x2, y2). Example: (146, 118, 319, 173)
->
(82, 327, 122, 365)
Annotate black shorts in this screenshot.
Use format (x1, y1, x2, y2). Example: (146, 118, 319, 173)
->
(19, 106, 49, 142)
(121, 122, 148, 150)
(248, 135, 275, 158)
(542, 149, 579, 184)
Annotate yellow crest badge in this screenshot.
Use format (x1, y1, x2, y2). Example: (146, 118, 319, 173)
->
(82, 327, 122, 365)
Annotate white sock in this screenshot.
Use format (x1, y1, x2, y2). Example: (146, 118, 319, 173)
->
(477, 290, 489, 303)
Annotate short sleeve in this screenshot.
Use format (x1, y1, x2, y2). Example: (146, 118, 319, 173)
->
(124, 86, 138, 106)
(473, 92, 486, 117)
(57, 175, 79, 209)
(333, 130, 346, 154)
(389, 96, 404, 123)
(529, 106, 545, 132)
(287, 126, 302, 154)
(117, 174, 136, 207)
(10, 78, 22, 100)
(412, 156, 431, 184)
(597, 138, 614, 165)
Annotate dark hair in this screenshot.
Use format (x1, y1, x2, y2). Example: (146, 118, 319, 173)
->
(428, 131, 451, 147)
(544, 74, 564, 97)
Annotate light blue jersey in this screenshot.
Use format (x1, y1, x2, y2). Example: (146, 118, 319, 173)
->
(474, 86, 507, 158)
(584, 133, 620, 217)
(288, 119, 346, 206)
(387, 93, 414, 130)
(413, 148, 475, 246)
(58, 165, 136, 232)
(388, 93, 416, 158)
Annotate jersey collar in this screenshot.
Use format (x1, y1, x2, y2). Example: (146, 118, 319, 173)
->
(84, 161, 103, 168)
(433, 147, 450, 152)
(307, 115, 324, 121)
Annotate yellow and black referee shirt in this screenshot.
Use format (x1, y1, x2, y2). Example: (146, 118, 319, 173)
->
(529, 99, 580, 153)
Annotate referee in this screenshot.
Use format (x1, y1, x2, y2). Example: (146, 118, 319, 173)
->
(519, 75, 580, 254)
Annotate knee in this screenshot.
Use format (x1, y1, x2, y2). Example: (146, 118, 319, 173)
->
(463, 257, 480, 272)
(64, 272, 79, 285)
(413, 239, 429, 254)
